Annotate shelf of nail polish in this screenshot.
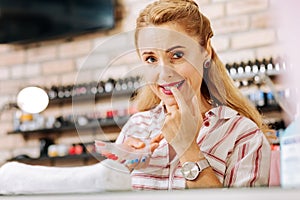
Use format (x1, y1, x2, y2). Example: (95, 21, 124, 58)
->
(46, 76, 141, 105)
(8, 107, 136, 136)
(8, 139, 111, 166)
(8, 117, 129, 135)
(246, 89, 286, 113)
(225, 56, 289, 114)
(226, 57, 284, 81)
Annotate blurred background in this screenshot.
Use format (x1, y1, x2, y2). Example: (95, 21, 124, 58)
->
(0, 0, 290, 174)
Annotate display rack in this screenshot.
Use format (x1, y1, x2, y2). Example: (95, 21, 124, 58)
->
(7, 57, 286, 166)
(8, 116, 130, 137)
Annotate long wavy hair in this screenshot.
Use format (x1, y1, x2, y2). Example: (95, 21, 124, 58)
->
(132, 0, 268, 132)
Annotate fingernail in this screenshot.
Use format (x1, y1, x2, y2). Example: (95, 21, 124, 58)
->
(106, 153, 118, 160)
(141, 156, 147, 162)
(137, 142, 145, 148)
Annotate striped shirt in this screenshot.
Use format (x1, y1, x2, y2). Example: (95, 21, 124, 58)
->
(115, 103, 271, 190)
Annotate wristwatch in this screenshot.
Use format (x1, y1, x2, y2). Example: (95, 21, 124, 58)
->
(181, 159, 210, 181)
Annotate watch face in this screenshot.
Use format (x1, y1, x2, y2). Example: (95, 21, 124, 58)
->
(181, 162, 199, 181)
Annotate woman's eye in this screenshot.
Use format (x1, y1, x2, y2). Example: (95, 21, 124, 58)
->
(145, 56, 157, 64)
(172, 51, 184, 59)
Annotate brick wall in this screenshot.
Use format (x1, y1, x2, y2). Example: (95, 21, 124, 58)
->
(0, 0, 282, 165)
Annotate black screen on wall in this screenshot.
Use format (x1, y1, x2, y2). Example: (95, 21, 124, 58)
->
(0, 0, 115, 44)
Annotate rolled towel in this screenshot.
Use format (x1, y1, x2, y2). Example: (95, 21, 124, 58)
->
(0, 160, 131, 195)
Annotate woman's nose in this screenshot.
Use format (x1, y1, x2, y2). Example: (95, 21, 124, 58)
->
(159, 63, 174, 79)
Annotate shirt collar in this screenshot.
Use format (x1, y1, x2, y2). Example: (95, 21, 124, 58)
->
(149, 101, 166, 120)
(205, 105, 239, 119)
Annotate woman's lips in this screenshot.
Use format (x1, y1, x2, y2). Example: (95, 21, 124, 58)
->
(159, 80, 185, 95)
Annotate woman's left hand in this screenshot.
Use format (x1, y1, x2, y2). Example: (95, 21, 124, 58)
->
(123, 134, 163, 171)
(162, 87, 203, 157)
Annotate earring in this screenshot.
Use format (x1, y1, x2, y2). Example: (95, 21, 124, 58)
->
(203, 59, 211, 69)
(207, 98, 214, 105)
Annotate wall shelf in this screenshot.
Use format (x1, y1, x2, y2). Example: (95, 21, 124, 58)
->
(8, 116, 130, 137)
(230, 69, 281, 81)
(48, 89, 136, 106)
(257, 105, 281, 113)
(8, 153, 105, 166)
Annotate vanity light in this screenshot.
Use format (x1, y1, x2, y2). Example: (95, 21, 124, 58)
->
(17, 86, 49, 114)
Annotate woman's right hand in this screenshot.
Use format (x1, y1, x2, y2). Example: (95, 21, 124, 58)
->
(162, 87, 202, 158)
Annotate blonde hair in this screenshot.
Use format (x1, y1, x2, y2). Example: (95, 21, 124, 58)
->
(132, 0, 268, 132)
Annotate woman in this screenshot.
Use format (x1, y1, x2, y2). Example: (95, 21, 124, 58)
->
(106, 0, 271, 190)
(0, 0, 271, 195)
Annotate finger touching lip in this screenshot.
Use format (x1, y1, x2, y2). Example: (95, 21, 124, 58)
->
(159, 80, 185, 95)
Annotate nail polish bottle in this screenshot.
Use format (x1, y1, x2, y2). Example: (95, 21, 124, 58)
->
(104, 78, 116, 93)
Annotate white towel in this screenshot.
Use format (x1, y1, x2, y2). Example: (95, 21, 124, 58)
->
(0, 160, 131, 195)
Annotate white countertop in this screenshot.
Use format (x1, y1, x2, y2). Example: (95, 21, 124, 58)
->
(1, 188, 300, 200)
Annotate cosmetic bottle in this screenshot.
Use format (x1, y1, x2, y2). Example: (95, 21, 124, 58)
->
(64, 85, 72, 98)
(260, 59, 266, 74)
(225, 63, 231, 75)
(57, 86, 65, 99)
(280, 116, 300, 188)
(89, 81, 98, 95)
(126, 77, 134, 90)
(230, 63, 237, 77)
(104, 78, 116, 93)
(48, 86, 58, 100)
(267, 57, 274, 72)
(97, 81, 105, 94)
(237, 62, 245, 75)
(133, 76, 141, 89)
(252, 60, 259, 74)
(114, 79, 122, 92)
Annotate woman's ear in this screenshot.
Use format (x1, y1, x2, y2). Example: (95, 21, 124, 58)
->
(206, 39, 213, 58)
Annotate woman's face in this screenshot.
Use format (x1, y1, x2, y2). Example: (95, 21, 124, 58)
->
(137, 23, 209, 107)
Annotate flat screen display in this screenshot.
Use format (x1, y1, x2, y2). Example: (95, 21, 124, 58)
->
(0, 0, 115, 44)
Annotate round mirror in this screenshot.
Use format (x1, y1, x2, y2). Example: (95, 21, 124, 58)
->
(17, 86, 49, 114)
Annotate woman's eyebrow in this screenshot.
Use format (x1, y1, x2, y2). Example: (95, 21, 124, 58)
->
(141, 45, 185, 55)
(166, 45, 185, 53)
(142, 51, 155, 55)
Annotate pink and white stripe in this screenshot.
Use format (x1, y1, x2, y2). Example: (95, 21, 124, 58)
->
(116, 104, 271, 190)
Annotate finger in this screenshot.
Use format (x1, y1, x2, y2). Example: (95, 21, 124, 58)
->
(171, 87, 200, 117)
(101, 152, 118, 160)
(125, 137, 145, 149)
(150, 143, 159, 152)
(151, 133, 164, 143)
(191, 95, 201, 118)
(125, 158, 139, 170)
(100, 150, 110, 155)
(170, 87, 190, 113)
(95, 141, 105, 147)
(135, 156, 150, 170)
(164, 103, 178, 115)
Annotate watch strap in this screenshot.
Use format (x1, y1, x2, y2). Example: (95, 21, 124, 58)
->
(196, 159, 210, 172)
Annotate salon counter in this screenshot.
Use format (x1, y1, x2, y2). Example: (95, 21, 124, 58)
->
(1, 188, 300, 200)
